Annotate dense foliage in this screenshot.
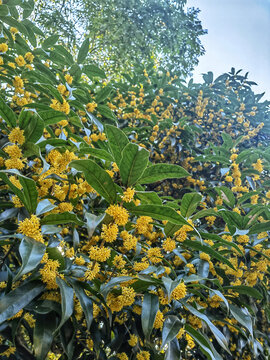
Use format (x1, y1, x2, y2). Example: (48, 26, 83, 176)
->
(34, 0, 206, 75)
(0, 1, 270, 360)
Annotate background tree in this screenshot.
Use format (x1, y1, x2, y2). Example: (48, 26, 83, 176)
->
(34, 0, 206, 76)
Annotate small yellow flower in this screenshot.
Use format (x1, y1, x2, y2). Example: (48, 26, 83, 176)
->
(0, 43, 8, 53)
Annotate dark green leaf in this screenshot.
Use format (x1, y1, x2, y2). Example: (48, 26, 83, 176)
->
(83, 64, 106, 79)
(141, 293, 159, 340)
(183, 239, 235, 271)
(180, 192, 202, 218)
(0, 281, 45, 324)
(42, 34, 59, 49)
(161, 315, 182, 348)
(55, 277, 74, 331)
(41, 212, 84, 226)
(139, 164, 189, 184)
(71, 280, 93, 330)
(105, 124, 129, 166)
(14, 238, 46, 281)
(77, 38, 89, 64)
(70, 159, 117, 203)
(0, 95, 17, 127)
(33, 313, 58, 360)
(119, 143, 149, 186)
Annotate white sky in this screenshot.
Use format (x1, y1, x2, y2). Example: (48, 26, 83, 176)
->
(187, 0, 270, 100)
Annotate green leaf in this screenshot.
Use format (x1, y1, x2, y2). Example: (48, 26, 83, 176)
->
(139, 164, 189, 184)
(192, 209, 218, 221)
(0, 5, 9, 16)
(219, 210, 244, 229)
(83, 64, 106, 79)
(42, 34, 59, 49)
(161, 315, 182, 349)
(200, 232, 243, 256)
(141, 293, 159, 340)
(216, 186, 235, 208)
(249, 221, 270, 235)
(100, 276, 133, 298)
(224, 285, 262, 300)
(97, 104, 116, 121)
(183, 301, 230, 353)
(38, 109, 66, 126)
(127, 203, 191, 227)
(14, 238, 46, 281)
(20, 112, 44, 144)
(0, 281, 45, 324)
(33, 313, 58, 360)
(96, 85, 113, 103)
(70, 280, 93, 330)
(70, 159, 117, 203)
(85, 212, 105, 238)
(229, 304, 253, 336)
(185, 324, 223, 360)
(0, 95, 17, 127)
(136, 191, 162, 205)
(105, 125, 129, 166)
(77, 38, 89, 64)
(79, 147, 114, 162)
(180, 192, 202, 218)
(0, 171, 38, 213)
(36, 199, 56, 216)
(119, 143, 149, 186)
(55, 277, 74, 332)
(41, 212, 84, 226)
(183, 239, 235, 271)
(165, 338, 181, 360)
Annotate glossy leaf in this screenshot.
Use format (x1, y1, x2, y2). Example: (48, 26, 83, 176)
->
(70, 159, 117, 203)
(105, 124, 129, 166)
(180, 192, 202, 218)
(41, 212, 84, 226)
(55, 277, 74, 332)
(139, 164, 189, 184)
(71, 280, 93, 330)
(141, 293, 159, 340)
(14, 237, 46, 281)
(0, 281, 45, 324)
(161, 315, 182, 348)
(34, 313, 58, 360)
(119, 143, 149, 186)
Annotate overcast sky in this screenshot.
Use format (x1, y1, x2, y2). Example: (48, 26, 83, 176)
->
(187, 0, 270, 100)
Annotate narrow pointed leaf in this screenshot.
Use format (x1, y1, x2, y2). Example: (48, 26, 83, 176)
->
(0, 95, 17, 127)
(77, 38, 89, 64)
(34, 313, 58, 360)
(55, 277, 74, 332)
(141, 293, 159, 340)
(71, 280, 93, 330)
(161, 315, 182, 349)
(41, 212, 84, 226)
(0, 281, 45, 324)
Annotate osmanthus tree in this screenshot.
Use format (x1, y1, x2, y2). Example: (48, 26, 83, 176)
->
(0, 1, 270, 360)
(33, 0, 206, 76)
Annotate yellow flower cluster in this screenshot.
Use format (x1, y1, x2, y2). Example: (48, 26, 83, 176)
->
(40, 259, 60, 289)
(18, 215, 44, 243)
(89, 246, 111, 262)
(106, 204, 129, 226)
(171, 282, 187, 300)
(101, 223, 118, 242)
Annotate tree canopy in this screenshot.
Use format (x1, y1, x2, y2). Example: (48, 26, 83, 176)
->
(34, 0, 206, 75)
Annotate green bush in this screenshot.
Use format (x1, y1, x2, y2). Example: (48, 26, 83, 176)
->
(0, 1, 270, 360)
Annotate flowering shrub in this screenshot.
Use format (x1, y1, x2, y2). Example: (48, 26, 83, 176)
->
(0, 1, 270, 360)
